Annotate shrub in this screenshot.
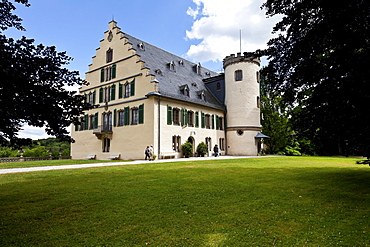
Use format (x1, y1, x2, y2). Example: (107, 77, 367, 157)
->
(196, 142, 208, 157)
(0, 147, 19, 157)
(181, 141, 193, 157)
(23, 146, 50, 157)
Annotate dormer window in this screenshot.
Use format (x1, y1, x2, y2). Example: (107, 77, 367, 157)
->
(138, 42, 145, 50)
(179, 60, 184, 66)
(193, 63, 201, 75)
(169, 61, 175, 71)
(155, 69, 162, 75)
(198, 91, 206, 101)
(179, 85, 189, 97)
(106, 48, 113, 63)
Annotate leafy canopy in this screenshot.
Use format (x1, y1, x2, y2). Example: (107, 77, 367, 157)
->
(258, 0, 370, 156)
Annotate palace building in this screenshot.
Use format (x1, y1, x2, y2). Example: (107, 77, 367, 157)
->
(71, 21, 263, 160)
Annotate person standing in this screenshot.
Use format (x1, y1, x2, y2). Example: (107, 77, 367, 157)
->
(149, 145, 154, 161)
(213, 144, 219, 157)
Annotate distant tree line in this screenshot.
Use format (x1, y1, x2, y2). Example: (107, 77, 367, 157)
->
(0, 138, 70, 159)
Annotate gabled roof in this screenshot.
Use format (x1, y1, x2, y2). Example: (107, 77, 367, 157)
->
(123, 33, 225, 111)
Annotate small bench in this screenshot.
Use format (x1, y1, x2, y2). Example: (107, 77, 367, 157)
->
(108, 154, 121, 160)
(84, 154, 96, 160)
(160, 152, 177, 159)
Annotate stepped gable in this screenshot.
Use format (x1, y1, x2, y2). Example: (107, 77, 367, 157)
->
(124, 33, 225, 111)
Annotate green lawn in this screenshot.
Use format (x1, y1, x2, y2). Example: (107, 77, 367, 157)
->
(0, 159, 125, 169)
(1, 156, 369, 246)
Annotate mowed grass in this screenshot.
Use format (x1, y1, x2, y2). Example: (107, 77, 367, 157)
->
(1, 156, 369, 246)
(0, 159, 125, 169)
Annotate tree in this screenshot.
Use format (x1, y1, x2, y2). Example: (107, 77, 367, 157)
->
(0, 0, 92, 145)
(258, 0, 370, 157)
(260, 68, 291, 154)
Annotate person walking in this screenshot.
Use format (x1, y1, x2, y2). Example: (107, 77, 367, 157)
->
(213, 144, 219, 157)
(145, 146, 150, 160)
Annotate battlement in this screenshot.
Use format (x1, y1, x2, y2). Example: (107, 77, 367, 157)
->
(223, 52, 260, 68)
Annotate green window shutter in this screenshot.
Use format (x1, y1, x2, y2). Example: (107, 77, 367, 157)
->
(181, 108, 185, 126)
(185, 109, 188, 125)
(84, 93, 87, 104)
(100, 68, 105, 82)
(167, 105, 172, 125)
(111, 84, 116, 101)
(99, 88, 104, 103)
(74, 123, 79, 131)
(139, 104, 144, 124)
(93, 90, 96, 104)
(212, 114, 215, 129)
(84, 114, 89, 130)
(130, 79, 135, 96)
(124, 107, 130, 125)
(195, 111, 199, 128)
(94, 112, 99, 128)
(216, 115, 219, 130)
(113, 109, 117, 127)
(201, 112, 205, 128)
(118, 83, 123, 99)
(112, 64, 116, 79)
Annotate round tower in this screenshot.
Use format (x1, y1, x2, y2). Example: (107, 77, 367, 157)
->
(223, 52, 261, 155)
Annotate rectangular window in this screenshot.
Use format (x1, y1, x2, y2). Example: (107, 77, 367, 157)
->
(188, 111, 194, 127)
(205, 114, 211, 129)
(118, 111, 125, 126)
(125, 83, 131, 98)
(89, 115, 95, 129)
(131, 108, 138, 125)
(219, 138, 225, 151)
(235, 70, 243, 81)
(172, 135, 181, 152)
(219, 117, 224, 130)
(173, 108, 180, 125)
(102, 138, 110, 152)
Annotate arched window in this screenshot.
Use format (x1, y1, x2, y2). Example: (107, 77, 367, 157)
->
(106, 48, 113, 63)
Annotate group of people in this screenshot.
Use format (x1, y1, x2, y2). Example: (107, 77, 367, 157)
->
(145, 145, 154, 161)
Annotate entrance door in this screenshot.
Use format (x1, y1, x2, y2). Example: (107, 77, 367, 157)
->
(187, 137, 195, 156)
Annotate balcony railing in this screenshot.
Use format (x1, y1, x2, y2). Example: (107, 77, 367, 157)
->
(93, 125, 113, 134)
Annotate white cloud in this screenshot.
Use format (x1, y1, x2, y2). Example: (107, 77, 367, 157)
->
(18, 125, 53, 140)
(185, 0, 281, 64)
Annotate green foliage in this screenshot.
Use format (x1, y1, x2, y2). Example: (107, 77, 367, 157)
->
(0, 147, 19, 157)
(181, 141, 193, 157)
(23, 146, 49, 157)
(258, 0, 370, 157)
(196, 142, 208, 156)
(260, 68, 293, 154)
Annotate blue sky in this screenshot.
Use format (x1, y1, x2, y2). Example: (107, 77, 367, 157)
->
(4, 0, 281, 139)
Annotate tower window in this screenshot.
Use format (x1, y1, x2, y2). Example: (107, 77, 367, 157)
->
(235, 70, 243, 81)
(106, 48, 113, 63)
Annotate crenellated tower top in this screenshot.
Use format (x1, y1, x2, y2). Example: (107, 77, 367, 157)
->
(223, 52, 260, 69)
